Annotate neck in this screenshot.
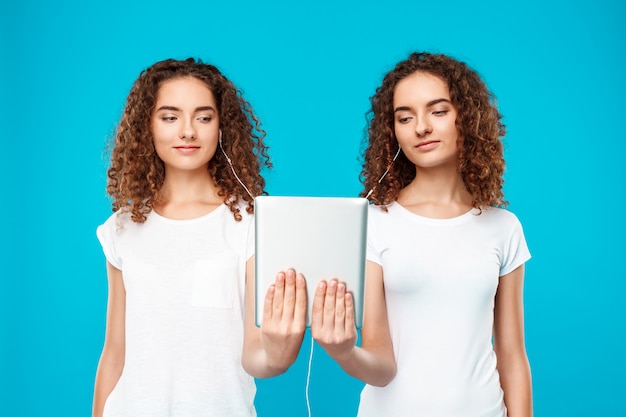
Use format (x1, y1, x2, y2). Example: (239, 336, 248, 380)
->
(155, 168, 224, 220)
(397, 165, 472, 218)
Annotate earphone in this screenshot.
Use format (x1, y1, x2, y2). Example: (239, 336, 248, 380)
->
(365, 146, 402, 199)
(220, 129, 316, 414)
(218, 129, 255, 200)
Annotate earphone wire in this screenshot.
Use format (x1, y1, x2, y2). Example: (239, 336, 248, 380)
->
(218, 131, 255, 200)
(305, 333, 314, 417)
(220, 129, 312, 414)
(220, 129, 311, 414)
(365, 146, 402, 199)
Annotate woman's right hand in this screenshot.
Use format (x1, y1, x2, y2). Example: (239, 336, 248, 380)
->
(259, 269, 308, 372)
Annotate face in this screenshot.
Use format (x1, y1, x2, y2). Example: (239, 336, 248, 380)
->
(393, 71, 460, 170)
(151, 76, 220, 175)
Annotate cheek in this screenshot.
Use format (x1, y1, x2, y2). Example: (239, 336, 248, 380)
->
(151, 122, 177, 144)
(394, 122, 412, 140)
(152, 142, 167, 162)
(437, 119, 460, 138)
(151, 133, 165, 151)
(151, 129, 172, 157)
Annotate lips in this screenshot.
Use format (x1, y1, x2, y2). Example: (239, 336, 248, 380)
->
(416, 140, 439, 149)
(174, 146, 200, 154)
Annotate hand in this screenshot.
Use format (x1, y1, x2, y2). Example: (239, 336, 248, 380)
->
(311, 279, 358, 362)
(260, 269, 307, 372)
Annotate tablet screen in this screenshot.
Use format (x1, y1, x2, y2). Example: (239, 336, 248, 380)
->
(254, 196, 367, 328)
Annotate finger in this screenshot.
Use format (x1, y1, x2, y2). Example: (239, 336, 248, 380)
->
(272, 271, 285, 321)
(344, 291, 356, 334)
(281, 269, 297, 320)
(324, 279, 338, 328)
(311, 280, 327, 333)
(293, 273, 308, 329)
(335, 282, 347, 328)
(262, 284, 275, 326)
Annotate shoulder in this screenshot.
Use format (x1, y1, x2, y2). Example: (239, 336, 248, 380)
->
(476, 207, 527, 241)
(96, 210, 139, 268)
(367, 204, 382, 218)
(222, 202, 254, 231)
(478, 207, 523, 226)
(366, 203, 403, 243)
(231, 201, 254, 222)
(220, 202, 254, 256)
(96, 209, 154, 246)
(367, 202, 404, 225)
(367, 202, 396, 218)
(481, 208, 531, 271)
(98, 209, 133, 233)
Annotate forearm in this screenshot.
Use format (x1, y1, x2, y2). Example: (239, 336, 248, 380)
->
(311, 264, 396, 386)
(242, 322, 304, 379)
(494, 266, 532, 417)
(334, 345, 396, 387)
(92, 356, 124, 417)
(241, 340, 294, 379)
(498, 355, 532, 417)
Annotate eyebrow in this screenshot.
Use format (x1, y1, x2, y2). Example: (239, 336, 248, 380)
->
(394, 98, 452, 113)
(155, 105, 216, 112)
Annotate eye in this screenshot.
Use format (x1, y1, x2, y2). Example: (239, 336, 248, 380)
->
(432, 110, 450, 116)
(197, 116, 213, 123)
(161, 116, 177, 122)
(397, 116, 412, 124)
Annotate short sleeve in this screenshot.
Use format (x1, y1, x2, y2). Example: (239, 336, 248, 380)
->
(499, 214, 531, 277)
(96, 213, 122, 270)
(366, 205, 383, 266)
(246, 214, 255, 261)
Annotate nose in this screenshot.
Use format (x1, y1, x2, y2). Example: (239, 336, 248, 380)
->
(179, 119, 196, 141)
(415, 116, 432, 137)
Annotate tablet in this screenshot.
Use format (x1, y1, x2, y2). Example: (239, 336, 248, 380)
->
(254, 196, 368, 328)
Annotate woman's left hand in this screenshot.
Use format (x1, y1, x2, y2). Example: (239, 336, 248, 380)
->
(310, 279, 358, 361)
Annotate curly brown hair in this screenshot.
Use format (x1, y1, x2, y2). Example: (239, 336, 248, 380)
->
(360, 52, 507, 210)
(106, 58, 271, 222)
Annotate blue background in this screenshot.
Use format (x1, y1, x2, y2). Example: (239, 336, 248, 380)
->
(1, 0, 624, 415)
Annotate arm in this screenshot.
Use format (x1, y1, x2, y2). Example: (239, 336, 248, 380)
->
(242, 258, 307, 378)
(92, 261, 126, 417)
(494, 264, 533, 417)
(311, 260, 396, 386)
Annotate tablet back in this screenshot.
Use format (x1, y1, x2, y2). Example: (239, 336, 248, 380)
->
(254, 196, 367, 327)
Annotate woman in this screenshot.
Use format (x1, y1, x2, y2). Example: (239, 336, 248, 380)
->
(311, 52, 532, 417)
(93, 58, 306, 417)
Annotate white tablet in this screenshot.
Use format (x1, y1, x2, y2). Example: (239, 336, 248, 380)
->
(254, 196, 368, 328)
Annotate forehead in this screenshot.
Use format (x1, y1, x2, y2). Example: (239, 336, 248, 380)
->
(393, 71, 450, 104)
(155, 76, 216, 104)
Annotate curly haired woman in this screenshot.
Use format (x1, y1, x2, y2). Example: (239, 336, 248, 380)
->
(93, 58, 307, 417)
(311, 52, 532, 417)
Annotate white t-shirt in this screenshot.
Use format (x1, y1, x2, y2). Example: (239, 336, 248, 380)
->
(96, 204, 256, 417)
(358, 202, 531, 417)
